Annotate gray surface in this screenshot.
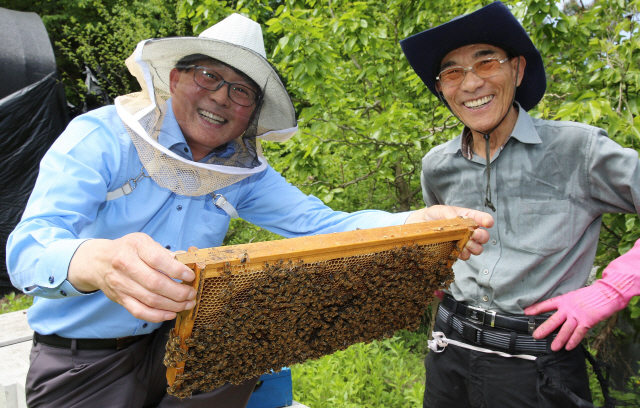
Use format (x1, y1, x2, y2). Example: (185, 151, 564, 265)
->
(0, 311, 31, 408)
(0, 311, 32, 347)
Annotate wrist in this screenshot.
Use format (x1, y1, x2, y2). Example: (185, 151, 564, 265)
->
(68, 239, 111, 292)
(589, 279, 629, 312)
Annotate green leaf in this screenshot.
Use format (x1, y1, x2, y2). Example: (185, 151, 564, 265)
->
(322, 192, 334, 202)
(588, 100, 601, 123)
(293, 63, 305, 79)
(346, 37, 357, 51)
(305, 60, 317, 75)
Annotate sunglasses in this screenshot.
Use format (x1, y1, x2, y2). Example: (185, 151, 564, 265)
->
(437, 57, 511, 88)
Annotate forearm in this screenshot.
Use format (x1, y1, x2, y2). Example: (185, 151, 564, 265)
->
(599, 239, 640, 303)
(238, 167, 410, 236)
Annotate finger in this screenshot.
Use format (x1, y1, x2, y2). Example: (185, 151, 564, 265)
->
(470, 228, 490, 245)
(564, 325, 590, 351)
(524, 298, 558, 316)
(137, 241, 195, 282)
(129, 264, 197, 305)
(551, 317, 578, 351)
(531, 310, 565, 339)
(103, 265, 196, 313)
(457, 247, 471, 261)
(112, 236, 196, 303)
(430, 205, 460, 220)
(405, 206, 456, 224)
(119, 293, 180, 323)
(464, 239, 484, 257)
(450, 207, 494, 229)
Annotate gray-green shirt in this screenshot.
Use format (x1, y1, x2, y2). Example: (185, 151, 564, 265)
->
(421, 104, 640, 314)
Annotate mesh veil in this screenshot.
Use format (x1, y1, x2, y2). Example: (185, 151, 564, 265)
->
(114, 36, 297, 197)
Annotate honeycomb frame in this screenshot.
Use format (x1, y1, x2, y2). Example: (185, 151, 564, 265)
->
(165, 217, 477, 397)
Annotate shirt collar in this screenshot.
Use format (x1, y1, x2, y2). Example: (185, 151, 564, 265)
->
(443, 102, 542, 158)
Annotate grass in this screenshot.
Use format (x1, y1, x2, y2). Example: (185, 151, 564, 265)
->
(292, 330, 428, 408)
(0, 292, 33, 314)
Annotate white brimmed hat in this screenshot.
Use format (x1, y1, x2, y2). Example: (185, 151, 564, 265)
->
(141, 13, 297, 141)
(115, 14, 298, 197)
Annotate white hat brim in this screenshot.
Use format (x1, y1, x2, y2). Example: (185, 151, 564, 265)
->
(141, 37, 298, 142)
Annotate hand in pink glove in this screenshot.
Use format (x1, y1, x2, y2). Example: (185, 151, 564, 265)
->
(524, 239, 640, 351)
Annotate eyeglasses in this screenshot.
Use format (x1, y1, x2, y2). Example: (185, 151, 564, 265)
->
(436, 57, 511, 88)
(186, 65, 259, 107)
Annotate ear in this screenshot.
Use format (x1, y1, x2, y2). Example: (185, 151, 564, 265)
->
(435, 80, 442, 93)
(169, 68, 180, 96)
(515, 56, 527, 87)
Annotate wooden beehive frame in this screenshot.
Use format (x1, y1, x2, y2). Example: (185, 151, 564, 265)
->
(166, 217, 477, 389)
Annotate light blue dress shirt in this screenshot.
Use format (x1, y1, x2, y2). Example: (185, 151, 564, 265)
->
(6, 101, 409, 338)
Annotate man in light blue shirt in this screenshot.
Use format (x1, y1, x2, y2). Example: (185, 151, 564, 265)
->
(6, 13, 491, 408)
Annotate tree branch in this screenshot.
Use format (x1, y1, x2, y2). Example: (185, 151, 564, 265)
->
(298, 158, 383, 189)
(601, 222, 623, 242)
(301, 123, 413, 147)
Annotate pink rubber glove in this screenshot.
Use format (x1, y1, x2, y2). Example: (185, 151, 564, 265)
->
(525, 239, 640, 351)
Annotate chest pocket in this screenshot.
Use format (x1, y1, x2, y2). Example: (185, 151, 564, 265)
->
(190, 208, 232, 248)
(515, 199, 572, 256)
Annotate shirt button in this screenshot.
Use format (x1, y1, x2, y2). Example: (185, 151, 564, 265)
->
(492, 239, 497, 245)
(482, 295, 489, 302)
(60, 290, 68, 297)
(142, 323, 148, 328)
(183, 147, 189, 153)
(176, 205, 183, 211)
(48, 276, 55, 284)
(483, 269, 489, 275)
(165, 245, 171, 250)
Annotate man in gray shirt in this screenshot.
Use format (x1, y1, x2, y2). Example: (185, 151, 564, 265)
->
(401, 1, 640, 407)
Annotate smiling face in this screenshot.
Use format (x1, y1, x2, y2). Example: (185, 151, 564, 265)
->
(169, 59, 259, 161)
(436, 44, 525, 137)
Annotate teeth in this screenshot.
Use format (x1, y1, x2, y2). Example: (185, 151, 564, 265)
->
(463, 95, 493, 108)
(198, 109, 226, 124)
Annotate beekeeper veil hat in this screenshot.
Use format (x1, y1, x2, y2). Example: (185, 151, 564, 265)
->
(115, 13, 298, 196)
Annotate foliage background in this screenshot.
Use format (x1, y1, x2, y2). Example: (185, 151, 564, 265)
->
(2, 0, 640, 405)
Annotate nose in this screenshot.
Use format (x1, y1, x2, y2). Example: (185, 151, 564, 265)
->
(459, 69, 484, 92)
(209, 81, 231, 106)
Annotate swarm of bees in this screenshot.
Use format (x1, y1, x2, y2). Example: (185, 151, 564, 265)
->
(164, 242, 457, 398)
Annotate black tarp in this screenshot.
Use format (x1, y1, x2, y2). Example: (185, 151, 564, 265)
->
(0, 7, 68, 295)
(0, 7, 57, 101)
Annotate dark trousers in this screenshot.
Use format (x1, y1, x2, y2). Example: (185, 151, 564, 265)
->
(424, 319, 594, 408)
(26, 321, 259, 408)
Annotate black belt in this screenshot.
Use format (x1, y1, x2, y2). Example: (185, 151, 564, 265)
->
(441, 295, 548, 334)
(34, 332, 148, 350)
(437, 301, 554, 354)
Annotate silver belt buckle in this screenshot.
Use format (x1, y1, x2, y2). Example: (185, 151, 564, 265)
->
(466, 305, 496, 327)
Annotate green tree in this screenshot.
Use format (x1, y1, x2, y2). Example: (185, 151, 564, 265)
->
(182, 0, 640, 401)
(182, 0, 639, 259)
(0, 0, 188, 105)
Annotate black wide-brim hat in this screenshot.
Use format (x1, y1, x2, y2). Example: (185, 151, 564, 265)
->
(400, 1, 546, 112)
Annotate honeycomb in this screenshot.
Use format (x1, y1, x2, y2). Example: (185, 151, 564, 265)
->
(164, 241, 457, 398)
